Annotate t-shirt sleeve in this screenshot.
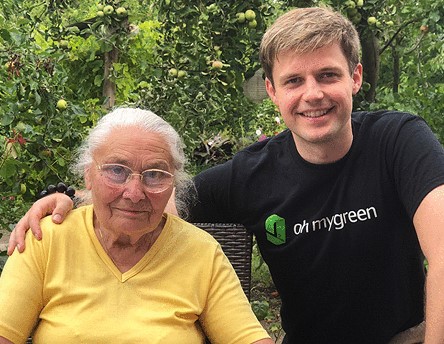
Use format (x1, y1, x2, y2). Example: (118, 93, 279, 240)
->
(199, 245, 270, 344)
(188, 161, 237, 223)
(0, 233, 45, 343)
(390, 115, 444, 218)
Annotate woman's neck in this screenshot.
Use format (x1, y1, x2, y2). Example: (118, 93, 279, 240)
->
(95, 217, 165, 273)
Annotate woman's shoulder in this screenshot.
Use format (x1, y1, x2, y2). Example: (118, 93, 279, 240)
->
(166, 214, 221, 247)
(38, 205, 92, 235)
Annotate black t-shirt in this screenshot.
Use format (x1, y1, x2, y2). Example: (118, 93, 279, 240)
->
(189, 110, 444, 343)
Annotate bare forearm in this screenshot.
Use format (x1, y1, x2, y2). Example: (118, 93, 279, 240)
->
(424, 264, 444, 343)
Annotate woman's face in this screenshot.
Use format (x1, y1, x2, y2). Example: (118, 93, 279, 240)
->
(85, 126, 174, 236)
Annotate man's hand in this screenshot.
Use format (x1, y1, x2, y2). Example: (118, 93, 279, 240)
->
(7, 193, 74, 255)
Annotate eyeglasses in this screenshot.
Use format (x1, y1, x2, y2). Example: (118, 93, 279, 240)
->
(96, 163, 174, 193)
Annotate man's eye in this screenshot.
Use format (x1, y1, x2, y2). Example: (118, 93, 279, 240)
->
(287, 77, 302, 84)
(320, 72, 338, 79)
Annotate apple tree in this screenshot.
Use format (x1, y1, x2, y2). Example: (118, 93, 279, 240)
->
(0, 0, 158, 224)
(132, 0, 276, 170)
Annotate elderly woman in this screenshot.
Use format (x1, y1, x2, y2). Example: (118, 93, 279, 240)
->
(0, 108, 273, 344)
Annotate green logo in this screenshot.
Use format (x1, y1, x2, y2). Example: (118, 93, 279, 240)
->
(265, 214, 286, 245)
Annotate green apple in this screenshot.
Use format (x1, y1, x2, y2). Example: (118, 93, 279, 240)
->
(103, 5, 114, 15)
(236, 12, 246, 23)
(57, 99, 68, 110)
(116, 7, 127, 17)
(177, 70, 187, 78)
(168, 68, 178, 77)
(248, 19, 257, 28)
(346, 1, 356, 9)
(244, 9, 256, 21)
(367, 16, 377, 25)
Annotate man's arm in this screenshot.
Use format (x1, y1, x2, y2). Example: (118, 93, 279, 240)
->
(7, 193, 73, 255)
(413, 184, 444, 343)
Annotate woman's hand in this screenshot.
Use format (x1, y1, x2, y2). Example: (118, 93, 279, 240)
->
(7, 193, 74, 255)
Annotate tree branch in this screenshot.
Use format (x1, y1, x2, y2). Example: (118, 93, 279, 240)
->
(379, 18, 419, 55)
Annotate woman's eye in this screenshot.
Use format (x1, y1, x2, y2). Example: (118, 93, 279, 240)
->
(144, 170, 161, 179)
(110, 166, 126, 175)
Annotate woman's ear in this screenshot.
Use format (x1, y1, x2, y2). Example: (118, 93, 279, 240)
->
(84, 167, 92, 190)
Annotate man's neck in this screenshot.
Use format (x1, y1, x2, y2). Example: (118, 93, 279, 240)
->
(293, 133, 353, 165)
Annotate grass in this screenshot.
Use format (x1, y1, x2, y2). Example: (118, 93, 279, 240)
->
(251, 241, 284, 341)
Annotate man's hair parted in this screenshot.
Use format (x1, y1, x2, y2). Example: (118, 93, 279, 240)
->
(259, 6, 361, 84)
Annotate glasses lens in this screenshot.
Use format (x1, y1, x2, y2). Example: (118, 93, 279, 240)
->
(142, 169, 173, 191)
(100, 164, 131, 184)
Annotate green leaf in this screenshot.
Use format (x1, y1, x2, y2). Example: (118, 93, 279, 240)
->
(0, 159, 18, 180)
(0, 29, 11, 42)
(1, 113, 13, 126)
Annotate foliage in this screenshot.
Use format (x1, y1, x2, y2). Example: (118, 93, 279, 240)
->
(0, 0, 159, 198)
(135, 0, 277, 166)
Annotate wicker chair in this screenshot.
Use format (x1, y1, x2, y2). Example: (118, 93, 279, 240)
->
(193, 223, 253, 344)
(193, 223, 253, 300)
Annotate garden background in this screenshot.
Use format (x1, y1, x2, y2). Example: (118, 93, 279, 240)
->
(1, 0, 443, 339)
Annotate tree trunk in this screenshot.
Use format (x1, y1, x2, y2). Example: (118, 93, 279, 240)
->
(392, 44, 400, 94)
(360, 30, 380, 103)
(103, 47, 119, 109)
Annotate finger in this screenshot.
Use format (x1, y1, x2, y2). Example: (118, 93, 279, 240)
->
(7, 212, 36, 256)
(51, 193, 75, 224)
(7, 228, 19, 255)
(28, 193, 71, 233)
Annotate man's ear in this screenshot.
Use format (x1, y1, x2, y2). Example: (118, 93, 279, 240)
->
(265, 77, 278, 106)
(352, 63, 363, 95)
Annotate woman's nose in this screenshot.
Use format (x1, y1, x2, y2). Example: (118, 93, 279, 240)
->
(122, 177, 146, 202)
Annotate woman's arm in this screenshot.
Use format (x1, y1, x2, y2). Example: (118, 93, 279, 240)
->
(1, 232, 44, 342)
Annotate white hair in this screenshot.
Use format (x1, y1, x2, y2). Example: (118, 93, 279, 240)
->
(72, 107, 194, 216)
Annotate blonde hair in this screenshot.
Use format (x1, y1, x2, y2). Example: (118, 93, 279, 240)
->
(260, 6, 361, 84)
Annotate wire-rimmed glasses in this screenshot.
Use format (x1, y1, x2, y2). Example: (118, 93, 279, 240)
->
(96, 163, 174, 194)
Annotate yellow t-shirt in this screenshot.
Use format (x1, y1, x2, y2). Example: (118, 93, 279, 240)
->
(0, 205, 269, 344)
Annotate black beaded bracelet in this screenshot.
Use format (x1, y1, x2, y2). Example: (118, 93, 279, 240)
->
(37, 182, 76, 200)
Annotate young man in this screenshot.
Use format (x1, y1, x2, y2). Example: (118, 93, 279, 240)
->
(8, 7, 444, 344)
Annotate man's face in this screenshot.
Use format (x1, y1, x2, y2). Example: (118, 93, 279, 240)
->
(265, 42, 362, 162)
